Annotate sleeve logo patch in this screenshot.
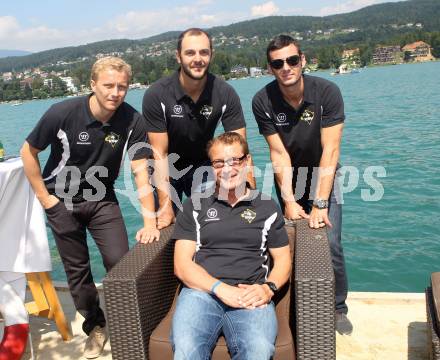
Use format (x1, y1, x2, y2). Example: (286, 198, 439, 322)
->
(104, 132, 120, 148)
(241, 209, 256, 223)
(300, 109, 314, 125)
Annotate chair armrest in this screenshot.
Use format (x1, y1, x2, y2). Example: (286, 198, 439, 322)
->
(103, 225, 178, 360)
(293, 219, 336, 360)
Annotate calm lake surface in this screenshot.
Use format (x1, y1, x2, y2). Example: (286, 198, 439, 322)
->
(1, 61, 439, 292)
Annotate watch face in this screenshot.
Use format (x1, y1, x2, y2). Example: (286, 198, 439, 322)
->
(266, 282, 277, 293)
(314, 199, 328, 209)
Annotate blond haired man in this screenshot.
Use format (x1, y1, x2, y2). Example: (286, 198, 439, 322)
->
(21, 57, 158, 358)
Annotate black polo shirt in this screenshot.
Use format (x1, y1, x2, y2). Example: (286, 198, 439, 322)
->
(172, 191, 289, 286)
(26, 95, 150, 202)
(252, 75, 345, 201)
(143, 71, 246, 171)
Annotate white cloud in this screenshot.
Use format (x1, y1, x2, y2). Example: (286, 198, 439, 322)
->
(200, 15, 217, 25)
(320, 0, 381, 16)
(196, 0, 214, 5)
(0, 16, 19, 37)
(0, 16, 69, 51)
(0, 3, 252, 52)
(251, 1, 279, 17)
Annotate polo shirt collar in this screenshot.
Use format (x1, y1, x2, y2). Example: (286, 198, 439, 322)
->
(302, 74, 315, 105)
(212, 188, 257, 207)
(84, 94, 101, 127)
(85, 93, 120, 129)
(273, 74, 315, 108)
(172, 71, 186, 101)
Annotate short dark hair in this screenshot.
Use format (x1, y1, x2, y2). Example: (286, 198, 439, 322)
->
(207, 132, 249, 158)
(266, 34, 302, 63)
(177, 28, 213, 53)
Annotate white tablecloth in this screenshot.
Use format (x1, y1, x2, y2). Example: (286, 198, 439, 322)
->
(0, 157, 51, 272)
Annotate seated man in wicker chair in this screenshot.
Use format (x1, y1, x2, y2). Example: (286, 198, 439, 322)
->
(171, 132, 291, 360)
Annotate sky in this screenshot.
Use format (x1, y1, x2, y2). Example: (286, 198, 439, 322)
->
(0, 0, 402, 52)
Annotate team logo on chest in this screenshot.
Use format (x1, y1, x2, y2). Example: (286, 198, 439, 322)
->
(104, 132, 120, 148)
(300, 109, 314, 125)
(173, 105, 183, 115)
(200, 105, 213, 120)
(205, 208, 220, 222)
(241, 209, 256, 224)
(77, 131, 91, 145)
(276, 113, 287, 123)
(79, 132, 89, 142)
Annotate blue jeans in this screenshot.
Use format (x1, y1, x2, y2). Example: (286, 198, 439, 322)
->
(171, 287, 277, 360)
(276, 174, 348, 314)
(300, 182, 348, 314)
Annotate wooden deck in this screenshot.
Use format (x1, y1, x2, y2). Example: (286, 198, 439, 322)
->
(0, 286, 429, 360)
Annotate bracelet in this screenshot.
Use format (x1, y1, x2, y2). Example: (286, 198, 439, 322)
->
(210, 280, 222, 294)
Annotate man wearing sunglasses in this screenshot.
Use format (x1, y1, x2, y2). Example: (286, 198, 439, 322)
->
(252, 35, 352, 335)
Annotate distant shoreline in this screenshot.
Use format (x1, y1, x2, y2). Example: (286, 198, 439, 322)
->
(2, 60, 438, 105)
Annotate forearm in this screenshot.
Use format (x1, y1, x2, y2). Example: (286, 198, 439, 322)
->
(132, 161, 157, 228)
(153, 156, 172, 209)
(316, 147, 339, 200)
(267, 252, 291, 289)
(175, 260, 218, 293)
(267, 263, 291, 289)
(272, 152, 295, 202)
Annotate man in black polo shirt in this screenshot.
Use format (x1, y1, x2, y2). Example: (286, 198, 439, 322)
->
(21, 57, 159, 358)
(171, 132, 291, 359)
(252, 35, 352, 334)
(143, 28, 254, 229)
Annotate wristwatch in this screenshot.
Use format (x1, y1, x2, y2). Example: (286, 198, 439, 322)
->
(264, 281, 278, 293)
(312, 198, 329, 209)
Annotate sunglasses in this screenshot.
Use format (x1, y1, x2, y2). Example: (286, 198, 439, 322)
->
(211, 154, 247, 169)
(269, 55, 301, 70)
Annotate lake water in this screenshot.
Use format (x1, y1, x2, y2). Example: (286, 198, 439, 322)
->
(1, 61, 439, 292)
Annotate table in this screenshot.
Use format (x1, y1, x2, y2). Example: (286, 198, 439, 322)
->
(0, 157, 51, 272)
(0, 157, 71, 342)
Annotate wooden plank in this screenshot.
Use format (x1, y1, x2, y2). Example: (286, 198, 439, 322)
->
(39, 272, 72, 341)
(26, 272, 49, 313)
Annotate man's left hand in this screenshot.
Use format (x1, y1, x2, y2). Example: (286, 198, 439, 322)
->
(136, 227, 160, 244)
(237, 284, 273, 309)
(309, 207, 332, 229)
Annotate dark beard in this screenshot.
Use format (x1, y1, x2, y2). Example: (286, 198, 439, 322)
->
(180, 63, 209, 81)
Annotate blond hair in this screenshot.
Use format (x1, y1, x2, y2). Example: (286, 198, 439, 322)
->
(91, 56, 132, 81)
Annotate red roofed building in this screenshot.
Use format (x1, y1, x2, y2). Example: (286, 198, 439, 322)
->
(402, 41, 435, 62)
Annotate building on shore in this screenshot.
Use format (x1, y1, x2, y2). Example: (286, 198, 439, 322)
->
(402, 41, 435, 62)
(230, 64, 248, 77)
(60, 76, 78, 93)
(341, 48, 361, 68)
(249, 67, 263, 77)
(372, 45, 403, 65)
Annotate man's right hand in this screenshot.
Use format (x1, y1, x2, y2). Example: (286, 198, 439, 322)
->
(41, 194, 60, 210)
(214, 283, 247, 308)
(157, 202, 175, 229)
(284, 201, 309, 220)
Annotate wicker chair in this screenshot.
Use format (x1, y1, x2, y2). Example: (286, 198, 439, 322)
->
(426, 272, 440, 360)
(103, 219, 335, 360)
